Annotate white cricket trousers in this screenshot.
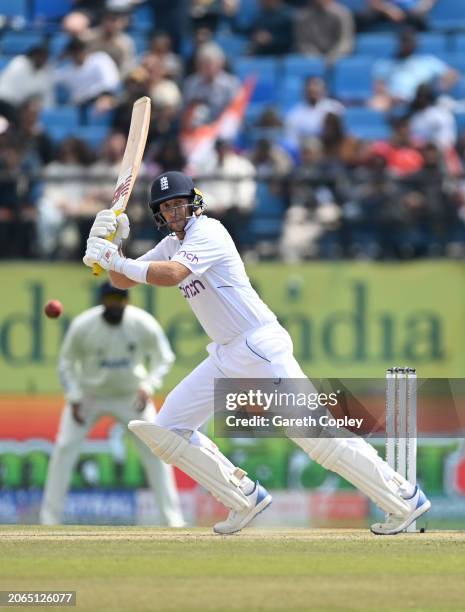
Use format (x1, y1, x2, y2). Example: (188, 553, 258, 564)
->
(40, 394, 184, 526)
(155, 321, 396, 483)
(155, 321, 311, 430)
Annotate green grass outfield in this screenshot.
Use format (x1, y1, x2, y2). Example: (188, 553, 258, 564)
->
(0, 527, 464, 611)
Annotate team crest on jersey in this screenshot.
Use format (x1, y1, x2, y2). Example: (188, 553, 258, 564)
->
(160, 176, 169, 190)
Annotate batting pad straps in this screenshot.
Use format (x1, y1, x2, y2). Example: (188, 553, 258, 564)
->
(128, 421, 250, 511)
(293, 437, 411, 516)
(113, 258, 150, 283)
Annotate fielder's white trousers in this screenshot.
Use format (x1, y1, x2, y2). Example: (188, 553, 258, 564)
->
(40, 394, 184, 526)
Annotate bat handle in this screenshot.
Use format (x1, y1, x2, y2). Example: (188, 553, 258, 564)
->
(92, 262, 104, 276)
(91, 228, 118, 276)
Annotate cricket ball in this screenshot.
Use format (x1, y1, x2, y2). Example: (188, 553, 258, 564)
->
(44, 299, 63, 319)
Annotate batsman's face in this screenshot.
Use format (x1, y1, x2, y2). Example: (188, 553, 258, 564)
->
(160, 198, 190, 232)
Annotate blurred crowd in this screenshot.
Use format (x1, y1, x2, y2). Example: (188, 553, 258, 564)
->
(1, 0, 465, 261)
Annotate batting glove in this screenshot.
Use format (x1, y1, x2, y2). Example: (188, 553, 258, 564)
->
(83, 237, 123, 271)
(89, 210, 130, 247)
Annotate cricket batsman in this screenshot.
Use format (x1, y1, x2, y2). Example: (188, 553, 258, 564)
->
(83, 171, 431, 535)
(40, 281, 184, 527)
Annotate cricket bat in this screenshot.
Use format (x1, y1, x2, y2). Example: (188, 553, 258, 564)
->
(92, 95, 151, 276)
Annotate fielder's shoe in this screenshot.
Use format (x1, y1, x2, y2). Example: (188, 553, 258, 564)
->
(370, 486, 431, 535)
(213, 482, 272, 535)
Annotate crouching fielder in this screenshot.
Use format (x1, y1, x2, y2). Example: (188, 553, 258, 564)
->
(40, 281, 184, 527)
(83, 171, 431, 535)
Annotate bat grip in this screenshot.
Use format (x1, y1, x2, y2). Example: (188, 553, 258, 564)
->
(91, 208, 122, 276)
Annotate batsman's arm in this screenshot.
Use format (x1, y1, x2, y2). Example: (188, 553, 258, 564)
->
(108, 270, 139, 289)
(109, 260, 190, 288)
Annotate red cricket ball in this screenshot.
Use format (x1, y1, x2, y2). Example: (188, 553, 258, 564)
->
(44, 299, 63, 319)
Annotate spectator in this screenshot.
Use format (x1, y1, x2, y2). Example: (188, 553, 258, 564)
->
(147, 138, 186, 175)
(54, 38, 120, 109)
(144, 32, 183, 81)
(283, 137, 342, 260)
(142, 55, 182, 111)
(344, 154, 406, 259)
(190, 0, 225, 33)
(400, 143, 461, 255)
(12, 98, 54, 169)
(369, 116, 424, 177)
(71, 0, 108, 20)
(195, 138, 256, 252)
(111, 63, 181, 152)
(183, 42, 240, 125)
(229, 0, 293, 56)
(294, 0, 354, 61)
(0, 135, 38, 259)
(408, 84, 457, 152)
(0, 46, 53, 120)
(249, 137, 293, 180)
(184, 25, 215, 76)
(62, 11, 91, 37)
(83, 132, 126, 210)
(284, 77, 344, 149)
(366, 0, 437, 31)
(147, 0, 190, 53)
(84, 8, 136, 76)
(321, 112, 362, 167)
(372, 29, 459, 109)
(37, 138, 96, 258)
(112, 66, 151, 134)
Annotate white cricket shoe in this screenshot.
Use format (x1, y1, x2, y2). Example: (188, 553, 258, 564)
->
(370, 486, 431, 535)
(213, 482, 272, 535)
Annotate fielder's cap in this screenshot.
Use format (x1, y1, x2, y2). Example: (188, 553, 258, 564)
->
(149, 171, 195, 209)
(99, 281, 129, 300)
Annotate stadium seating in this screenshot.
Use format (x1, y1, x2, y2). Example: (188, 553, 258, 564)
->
(429, 0, 465, 30)
(416, 32, 448, 55)
(356, 33, 397, 58)
(452, 33, 465, 54)
(338, 0, 367, 13)
(234, 0, 260, 29)
(0, 31, 45, 55)
(131, 2, 155, 33)
(40, 107, 79, 128)
(78, 125, 110, 151)
(356, 32, 449, 58)
(49, 32, 70, 57)
(331, 57, 374, 102)
(344, 107, 388, 138)
(0, 56, 10, 71)
(281, 55, 325, 82)
(233, 57, 279, 104)
(0, 0, 28, 19)
(215, 30, 248, 58)
(248, 181, 285, 242)
(33, 0, 72, 21)
(130, 32, 149, 56)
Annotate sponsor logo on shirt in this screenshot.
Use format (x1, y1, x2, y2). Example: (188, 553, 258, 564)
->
(99, 358, 131, 368)
(179, 279, 206, 299)
(177, 250, 199, 264)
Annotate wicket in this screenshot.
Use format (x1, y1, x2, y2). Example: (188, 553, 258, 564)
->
(385, 367, 418, 532)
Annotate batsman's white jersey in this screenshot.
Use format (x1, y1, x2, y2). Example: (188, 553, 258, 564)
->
(139, 215, 276, 344)
(40, 305, 184, 527)
(130, 213, 425, 530)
